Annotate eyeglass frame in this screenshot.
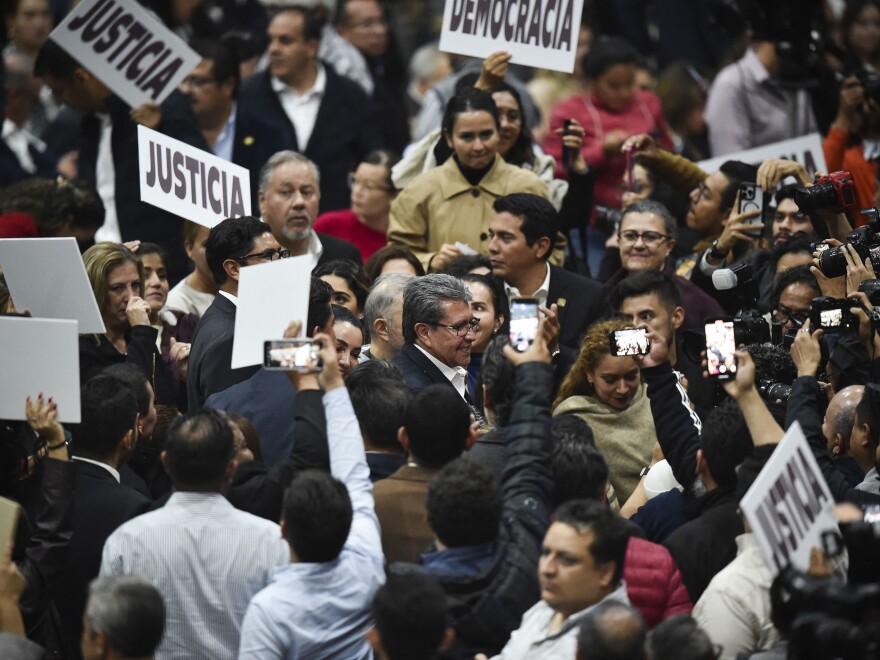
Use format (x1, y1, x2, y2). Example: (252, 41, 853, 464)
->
(234, 248, 292, 263)
(428, 317, 481, 337)
(772, 305, 808, 327)
(617, 230, 671, 246)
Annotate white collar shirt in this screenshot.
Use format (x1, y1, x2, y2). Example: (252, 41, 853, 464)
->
(414, 343, 468, 400)
(94, 113, 121, 243)
(71, 456, 120, 482)
(213, 102, 237, 162)
(2, 118, 39, 173)
(504, 262, 551, 308)
(218, 290, 238, 307)
(270, 64, 326, 150)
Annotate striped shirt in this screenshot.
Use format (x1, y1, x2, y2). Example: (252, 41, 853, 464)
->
(100, 491, 289, 660)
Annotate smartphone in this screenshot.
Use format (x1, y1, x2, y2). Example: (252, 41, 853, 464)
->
(263, 339, 323, 372)
(738, 182, 764, 238)
(704, 318, 737, 380)
(609, 328, 649, 356)
(509, 297, 539, 352)
(562, 118, 574, 168)
(864, 504, 880, 524)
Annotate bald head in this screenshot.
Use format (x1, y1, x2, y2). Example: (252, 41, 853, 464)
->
(576, 600, 646, 660)
(823, 385, 865, 457)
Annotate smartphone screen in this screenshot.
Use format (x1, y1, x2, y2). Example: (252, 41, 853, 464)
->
(509, 298, 539, 352)
(610, 328, 649, 356)
(705, 319, 737, 379)
(264, 339, 323, 372)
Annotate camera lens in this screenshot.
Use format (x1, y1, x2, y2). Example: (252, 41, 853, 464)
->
(818, 245, 849, 279)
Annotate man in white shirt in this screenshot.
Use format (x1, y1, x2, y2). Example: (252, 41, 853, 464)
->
(2, 51, 55, 181)
(101, 407, 290, 660)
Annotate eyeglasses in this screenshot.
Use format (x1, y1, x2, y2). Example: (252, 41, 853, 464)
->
(180, 76, 216, 89)
(618, 230, 669, 246)
(349, 17, 386, 30)
(773, 306, 808, 327)
(347, 173, 390, 193)
(235, 248, 291, 263)
(694, 180, 714, 202)
(430, 318, 480, 337)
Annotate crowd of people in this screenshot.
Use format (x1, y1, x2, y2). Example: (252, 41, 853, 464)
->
(3, 1, 880, 659)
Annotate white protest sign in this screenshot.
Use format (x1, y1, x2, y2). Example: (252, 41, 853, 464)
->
(740, 422, 838, 575)
(231, 255, 313, 368)
(0, 317, 81, 423)
(138, 125, 251, 228)
(50, 0, 201, 107)
(697, 134, 827, 177)
(439, 0, 585, 74)
(0, 237, 105, 334)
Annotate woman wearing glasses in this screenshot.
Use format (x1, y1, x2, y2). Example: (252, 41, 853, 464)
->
(313, 149, 400, 262)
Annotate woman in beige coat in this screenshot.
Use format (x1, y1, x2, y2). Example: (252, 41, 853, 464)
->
(387, 87, 548, 271)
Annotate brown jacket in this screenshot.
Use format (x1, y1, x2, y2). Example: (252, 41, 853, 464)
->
(387, 154, 549, 269)
(373, 464, 438, 564)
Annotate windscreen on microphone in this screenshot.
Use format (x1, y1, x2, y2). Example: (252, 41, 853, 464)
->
(712, 268, 739, 291)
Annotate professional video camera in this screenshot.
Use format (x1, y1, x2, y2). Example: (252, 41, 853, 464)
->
(757, 378, 792, 402)
(816, 208, 880, 278)
(793, 171, 858, 216)
(711, 263, 771, 344)
(594, 205, 623, 237)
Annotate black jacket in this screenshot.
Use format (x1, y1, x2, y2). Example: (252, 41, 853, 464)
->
(546, 265, 611, 352)
(393, 343, 454, 394)
(231, 106, 293, 212)
(392, 361, 555, 657)
(238, 65, 382, 213)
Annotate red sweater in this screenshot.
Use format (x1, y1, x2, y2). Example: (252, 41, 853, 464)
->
(822, 126, 877, 227)
(542, 91, 673, 216)
(313, 209, 387, 262)
(624, 535, 693, 628)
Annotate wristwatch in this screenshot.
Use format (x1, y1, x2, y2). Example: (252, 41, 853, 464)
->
(708, 239, 728, 261)
(639, 466, 651, 479)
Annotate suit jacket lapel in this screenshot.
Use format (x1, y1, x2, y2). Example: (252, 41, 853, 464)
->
(262, 71, 300, 151)
(546, 266, 569, 329)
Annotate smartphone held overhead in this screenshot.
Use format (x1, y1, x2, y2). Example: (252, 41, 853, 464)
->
(705, 318, 737, 380)
(609, 328, 649, 356)
(509, 297, 539, 352)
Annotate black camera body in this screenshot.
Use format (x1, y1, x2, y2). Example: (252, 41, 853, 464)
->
(757, 378, 793, 402)
(733, 308, 770, 345)
(810, 296, 858, 332)
(794, 171, 857, 215)
(818, 208, 880, 278)
(858, 279, 880, 306)
(594, 205, 623, 237)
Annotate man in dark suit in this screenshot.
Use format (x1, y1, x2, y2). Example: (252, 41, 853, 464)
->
(188, 216, 286, 410)
(183, 40, 286, 213)
(373, 385, 474, 563)
(238, 5, 382, 212)
(34, 41, 207, 283)
(488, 193, 611, 352)
(258, 150, 362, 268)
(54, 374, 151, 656)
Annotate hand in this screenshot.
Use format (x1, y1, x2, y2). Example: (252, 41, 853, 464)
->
(25, 394, 63, 445)
(538, 304, 560, 354)
(125, 296, 152, 327)
(844, 244, 876, 294)
(810, 265, 846, 299)
(430, 244, 463, 272)
(281, 322, 322, 392)
(634, 330, 670, 368)
(847, 291, 879, 355)
(621, 133, 658, 162)
(807, 546, 834, 578)
(475, 51, 511, 91)
(122, 240, 141, 253)
(169, 338, 191, 380)
(130, 103, 162, 129)
(503, 315, 551, 365)
(603, 129, 629, 156)
(702, 349, 755, 400)
(756, 158, 811, 191)
(713, 191, 762, 256)
(554, 119, 588, 173)
(0, 550, 24, 605)
(313, 331, 345, 392)
(790, 319, 823, 377)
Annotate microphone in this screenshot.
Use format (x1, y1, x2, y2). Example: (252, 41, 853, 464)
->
(712, 262, 753, 291)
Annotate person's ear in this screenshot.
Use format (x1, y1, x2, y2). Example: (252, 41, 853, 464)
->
(443, 130, 453, 149)
(534, 236, 552, 261)
(695, 448, 705, 476)
(414, 322, 431, 345)
(220, 77, 236, 98)
(373, 317, 391, 343)
(603, 482, 610, 504)
(280, 519, 287, 540)
(440, 627, 456, 650)
(494, 314, 505, 334)
(397, 427, 411, 454)
(831, 432, 843, 456)
(465, 423, 479, 450)
(160, 450, 169, 475)
(664, 237, 677, 256)
(121, 428, 135, 452)
(258, 190, 267, 216)
(225, 458, 237, 483)
(223, 258, 241, 282)
(597, 560, 616, 588)
(671, 306, 685, 331)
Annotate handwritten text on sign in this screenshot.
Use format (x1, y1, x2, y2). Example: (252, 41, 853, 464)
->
(440, 0, 584, 74)
(50, 0, 201, 106)
(138, 126, 250, 229)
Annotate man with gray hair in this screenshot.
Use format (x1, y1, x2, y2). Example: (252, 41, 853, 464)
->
(392, 273, 477, 403)
(258, 150, 362, 269)
(2, 51, 56, 181)
(80, 576, 165, 660)
(361, 273, 413, 361)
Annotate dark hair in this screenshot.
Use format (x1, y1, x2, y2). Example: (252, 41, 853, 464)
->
(0, 178, 104, 236)
(282, 469, 352, 562)
(699, 399, 754, 489)
(308, 277, 334, 336)
(746, 342, 797, 386)
(774, 183, 800, 206)
(275, 5, 324, 42)
(85, 576, 165, 658)
(373, 573, 449, 660)
(427, 458, 502, 547)
(576, 601, 646, 660)
(314, 259, 371, 312)
(76, 375, 138, 459)
(401, 274, 471, 344)
(481, 336, 516, 427)
(441, 87, 500, 137)
(617, 269, 683, 312)
(34, 39, 82, 80)
(362, 148, 401, 191)
(189, 38, 240, 96)
(552, 438, 608, 506)
(553, 499, 630, 583)
(770, 264, 820, 312)
(347, 361, 410, 450)
(102, 363, 151, 420)
(405, 385, 471, 468)
(163, 409, 236, 491)
(655, 62, 710, 134)
(581, 36, 641, 80)
(735, 445, 777, 502)
(205, 216, 273, 285)
(332, 303, 363, 333)
(718, 161, 758, 212)
(136, 242, 169, 270)
(769, 234, 815, 274)
(460, 273, 508, 338)
(855, 383, 880, 450)
(552, 414, 596, 447)
(648, 614, 716, 660)
(841, 0, 880, 55)
(364, 245, 425, 282)
(493, 193, 559, 261)
(434, 254, 492, 278)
